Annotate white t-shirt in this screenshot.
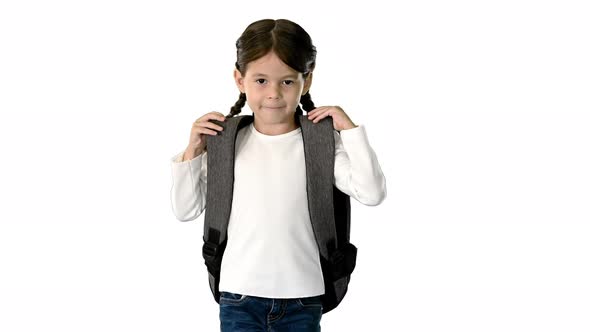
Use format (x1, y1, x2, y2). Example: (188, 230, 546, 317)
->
(170, 121, 386, 298)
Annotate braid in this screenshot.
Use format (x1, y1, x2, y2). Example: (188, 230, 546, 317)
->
(227, 92, 247, 118)
(300, 92, 316, 112)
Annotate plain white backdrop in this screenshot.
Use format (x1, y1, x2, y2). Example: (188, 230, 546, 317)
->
(1, 0, 589, 331)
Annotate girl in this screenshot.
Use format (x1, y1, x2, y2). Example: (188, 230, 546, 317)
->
(170, 18, 386, 331)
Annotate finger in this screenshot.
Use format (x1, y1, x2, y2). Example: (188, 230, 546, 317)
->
(193, 119, 221, 129)
(197, 112, 224, 123)
(206, 112, 225, 122)
(197, 128, 219, 136)
(205, 121, 224, 132)
(195, 121, 223, 132)
(310, 109, 329, 122)
(308, 106, 325, 114)
(212, 112, 226, 121)
(308, 107, 328, 118)
(315, 112, 333, 123)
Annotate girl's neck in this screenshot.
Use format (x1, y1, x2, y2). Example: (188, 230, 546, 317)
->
(253, 117, 299, 136)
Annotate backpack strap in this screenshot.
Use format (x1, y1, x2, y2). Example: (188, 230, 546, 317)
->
(299, 114, 356, 314)
(298, 114, 339, 260)
(204, 115, 252, 243)
(202, 115, 253, 301)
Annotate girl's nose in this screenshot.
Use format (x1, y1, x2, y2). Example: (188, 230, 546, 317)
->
(267, 85, 281, 99)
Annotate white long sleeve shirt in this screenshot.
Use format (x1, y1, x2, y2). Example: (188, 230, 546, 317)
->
(170, 121, 386, 298)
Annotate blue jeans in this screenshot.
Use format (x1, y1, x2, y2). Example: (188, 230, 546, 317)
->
(219, 291, 323, 332)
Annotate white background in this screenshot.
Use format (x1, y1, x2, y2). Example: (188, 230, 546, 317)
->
(1, 0, 589, 331)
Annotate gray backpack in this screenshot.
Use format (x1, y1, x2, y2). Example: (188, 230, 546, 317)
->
(201, 114, 357, 314)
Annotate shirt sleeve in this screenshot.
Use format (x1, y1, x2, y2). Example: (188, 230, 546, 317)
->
(169, 150, 208, 221)
(333, 125, 387, 206)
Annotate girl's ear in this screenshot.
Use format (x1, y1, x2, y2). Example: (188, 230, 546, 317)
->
(234, 69, 245, 93)
(302, 72, 313, 95)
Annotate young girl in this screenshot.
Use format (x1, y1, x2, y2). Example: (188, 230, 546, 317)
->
(170, 18, 386, 331)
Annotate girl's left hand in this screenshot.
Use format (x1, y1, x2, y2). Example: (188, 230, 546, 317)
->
(307, 106, 358, 131)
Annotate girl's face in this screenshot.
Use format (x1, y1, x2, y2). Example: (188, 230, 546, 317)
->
(234, 51, 312, 130)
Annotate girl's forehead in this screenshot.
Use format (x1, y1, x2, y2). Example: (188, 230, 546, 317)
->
(245, 52, 301, 77)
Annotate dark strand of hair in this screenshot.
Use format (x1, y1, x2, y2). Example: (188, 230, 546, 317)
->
(227, 92, 247, 118)
(300, 92, 316, 112)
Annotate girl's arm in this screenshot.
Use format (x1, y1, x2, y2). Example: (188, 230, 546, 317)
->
(169, 150, 208, 221)
(333, 125, 387, 206)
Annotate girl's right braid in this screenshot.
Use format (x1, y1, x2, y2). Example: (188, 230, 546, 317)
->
(300, 92, 316, 112)
(227, 92, 247, 118)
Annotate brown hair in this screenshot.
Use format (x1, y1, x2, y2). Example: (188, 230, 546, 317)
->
(227, 19, 317, 118)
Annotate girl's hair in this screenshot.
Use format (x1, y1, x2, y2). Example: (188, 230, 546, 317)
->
(227, 19, 317, 118)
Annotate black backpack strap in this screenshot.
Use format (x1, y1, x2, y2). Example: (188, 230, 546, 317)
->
(202, 114, 254, 302)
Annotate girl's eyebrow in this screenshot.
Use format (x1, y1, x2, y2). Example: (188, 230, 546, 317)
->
(252, 73, 297, 79)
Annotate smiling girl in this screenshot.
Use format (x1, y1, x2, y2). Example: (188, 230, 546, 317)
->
(170, 18, 386, 331)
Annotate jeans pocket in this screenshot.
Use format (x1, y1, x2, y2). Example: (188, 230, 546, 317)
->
(220, 291, 249, 304)
(296, 296, 323, 309)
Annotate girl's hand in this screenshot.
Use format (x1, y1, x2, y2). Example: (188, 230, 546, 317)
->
(307, 106, 358, 131)
(184, 112, 226, 160)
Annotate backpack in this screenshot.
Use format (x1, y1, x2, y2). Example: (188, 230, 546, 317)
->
(201, 114, 357, 314)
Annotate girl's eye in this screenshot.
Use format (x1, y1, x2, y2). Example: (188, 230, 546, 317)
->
(283, 80, 294, 85)
(256, 79, 267, 84)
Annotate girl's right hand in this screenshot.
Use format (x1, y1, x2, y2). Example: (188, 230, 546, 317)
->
(184, 111, 226, 159)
